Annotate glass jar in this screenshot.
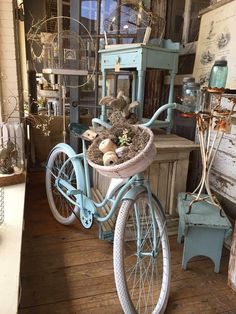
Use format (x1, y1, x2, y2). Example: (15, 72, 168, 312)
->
(182, 82, 201, 113)
(208, 60, 228, 89)
(182, 77, 195, 96)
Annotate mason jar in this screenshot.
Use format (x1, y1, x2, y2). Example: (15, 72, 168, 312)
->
(209, 60, 228, 89)
(182, 82, 201, 112)
(182, 77, 195, 97)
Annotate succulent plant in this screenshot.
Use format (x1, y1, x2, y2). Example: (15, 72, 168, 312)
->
(118, 128, 132, 147)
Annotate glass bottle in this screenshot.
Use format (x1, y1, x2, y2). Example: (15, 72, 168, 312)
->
(182, 82, 201, 113)
(182, 77, 195, 96)
(208, 60, 228, 89)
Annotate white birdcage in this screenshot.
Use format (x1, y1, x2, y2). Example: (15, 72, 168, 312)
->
(29, 16, 95, 85)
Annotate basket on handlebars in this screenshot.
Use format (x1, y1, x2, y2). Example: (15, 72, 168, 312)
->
(87, 126, 156, 178)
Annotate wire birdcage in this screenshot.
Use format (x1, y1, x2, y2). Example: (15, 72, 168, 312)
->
(43, 30, 88, 72)
(29, 16, 96, 87)
(103, 3, 165, 45)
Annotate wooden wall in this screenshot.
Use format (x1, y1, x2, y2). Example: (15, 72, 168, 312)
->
(209, 96, 236, 219)
(0, 0, 21, 121)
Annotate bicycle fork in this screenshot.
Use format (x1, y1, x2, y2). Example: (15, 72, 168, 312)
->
(133, 181, 159, 259)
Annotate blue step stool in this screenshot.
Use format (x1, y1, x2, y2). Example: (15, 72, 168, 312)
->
(177, 193, 232, 273)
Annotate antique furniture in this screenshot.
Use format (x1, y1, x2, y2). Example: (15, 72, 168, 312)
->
(177, 192, 232, 273)
(99, 40, 180, 130)
(177, 90, 235, 272)
(93, 133, 198, 235)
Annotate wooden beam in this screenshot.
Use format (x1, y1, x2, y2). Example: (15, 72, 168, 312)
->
(182, 0, 191, 44)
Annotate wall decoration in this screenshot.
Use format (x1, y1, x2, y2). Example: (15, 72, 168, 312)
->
(193, 0, 236, 89)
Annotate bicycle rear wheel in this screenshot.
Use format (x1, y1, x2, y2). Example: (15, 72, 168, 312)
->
(114, 192, 170, 314)
(46, 143, 85, 225)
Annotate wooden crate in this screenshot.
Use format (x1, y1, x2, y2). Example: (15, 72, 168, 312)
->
(93, 134, 198, 231)
(30, 116, 70, 164)
(146, 134, 198, 216)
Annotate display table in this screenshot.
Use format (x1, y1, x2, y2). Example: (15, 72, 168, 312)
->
(99, 40, 180, 128)
(0, 182, 26, 313)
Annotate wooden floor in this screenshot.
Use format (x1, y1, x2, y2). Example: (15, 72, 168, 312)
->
(19, 171, 236, 314)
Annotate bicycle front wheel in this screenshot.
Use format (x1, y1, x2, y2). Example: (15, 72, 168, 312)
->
(114, 192, 170, 314)
(46, 144, 85, 225)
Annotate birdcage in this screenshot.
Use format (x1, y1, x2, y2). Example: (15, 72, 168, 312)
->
(30, 16, 95, 84)
(103, 3, 165, 46)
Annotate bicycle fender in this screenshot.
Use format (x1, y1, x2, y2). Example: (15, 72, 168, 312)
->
(50, 143, 76, 157)
(122, 185, 146, 201)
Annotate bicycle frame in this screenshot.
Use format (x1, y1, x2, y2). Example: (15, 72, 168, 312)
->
(50, 102, 184, 236)
(46, 102, 176, 313)
(54, 139, 152, 226)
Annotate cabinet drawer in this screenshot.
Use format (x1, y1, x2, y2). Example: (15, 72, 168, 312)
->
(102, 51, 138, 69)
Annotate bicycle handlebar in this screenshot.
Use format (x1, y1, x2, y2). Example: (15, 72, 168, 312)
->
(92, 102, 190, 129)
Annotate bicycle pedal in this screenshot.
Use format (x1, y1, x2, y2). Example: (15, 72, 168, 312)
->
(66, 189, 82, 196)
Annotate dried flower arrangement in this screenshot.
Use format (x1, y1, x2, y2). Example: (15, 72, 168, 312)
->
(87, 91, 156, 178)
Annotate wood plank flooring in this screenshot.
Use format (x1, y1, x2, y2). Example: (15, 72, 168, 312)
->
(19, 171, 236, 314)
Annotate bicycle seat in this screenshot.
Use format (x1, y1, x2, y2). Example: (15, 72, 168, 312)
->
(69, 123, 97, 141)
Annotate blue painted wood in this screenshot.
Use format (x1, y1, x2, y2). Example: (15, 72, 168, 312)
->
(177, 192, 232, 273)
(99, 40, 180, 124)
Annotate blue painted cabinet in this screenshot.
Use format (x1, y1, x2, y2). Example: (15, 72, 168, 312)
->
(99, 40, 180, 129)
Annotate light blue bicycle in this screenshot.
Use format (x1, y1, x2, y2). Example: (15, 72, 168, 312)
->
(45, 103, 182, 313)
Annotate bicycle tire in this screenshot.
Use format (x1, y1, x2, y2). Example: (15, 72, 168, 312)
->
(114, 192, 171, 314)
(46, 143, 85, 225)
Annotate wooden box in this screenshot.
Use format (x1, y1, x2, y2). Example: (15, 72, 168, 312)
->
(93, 134, 198, 217)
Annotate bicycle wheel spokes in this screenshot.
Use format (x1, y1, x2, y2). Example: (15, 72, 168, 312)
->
(126, 205, 163, 310)
(53, 151, 77, 218)
(114, 193, 170, 314)
(46, 144, 81, 225)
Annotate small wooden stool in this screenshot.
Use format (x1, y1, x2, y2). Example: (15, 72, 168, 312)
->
(177, 192, 232, 273)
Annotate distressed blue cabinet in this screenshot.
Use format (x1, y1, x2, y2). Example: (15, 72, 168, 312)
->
(99, 40, 180, 130)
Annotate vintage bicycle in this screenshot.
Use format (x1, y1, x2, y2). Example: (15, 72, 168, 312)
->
(45, 103, 182, 313)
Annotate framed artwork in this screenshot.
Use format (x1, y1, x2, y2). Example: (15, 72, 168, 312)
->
(193, 0, 236, 89)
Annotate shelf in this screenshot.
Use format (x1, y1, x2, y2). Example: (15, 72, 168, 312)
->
(0, 181, 26, 313)
(42, 68, 88, 76)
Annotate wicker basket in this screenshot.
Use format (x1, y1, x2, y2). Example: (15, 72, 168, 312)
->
(87, 126, 156, 178)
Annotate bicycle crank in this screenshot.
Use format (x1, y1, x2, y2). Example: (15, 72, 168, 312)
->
(80, 207, 94, 228)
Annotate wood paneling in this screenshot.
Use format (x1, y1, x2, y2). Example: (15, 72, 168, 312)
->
(209, 124, 236, 218)
(229, 222, 236, 292)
